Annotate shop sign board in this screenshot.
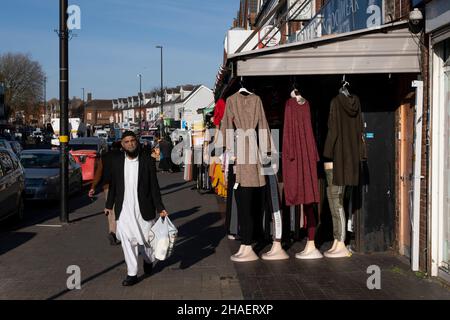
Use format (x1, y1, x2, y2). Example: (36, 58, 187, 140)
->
(295, 0, 383, 43)
(258, 25, 282, 47)
(288, 0, 314, 21)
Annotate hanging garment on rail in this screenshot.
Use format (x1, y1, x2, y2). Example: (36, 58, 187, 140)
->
(220, 92, 271, 188)
(282, 98, 320, 206)
(323, 93, 367, 186)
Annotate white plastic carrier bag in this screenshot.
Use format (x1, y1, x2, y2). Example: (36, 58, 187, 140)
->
(148, 216, 178, 261)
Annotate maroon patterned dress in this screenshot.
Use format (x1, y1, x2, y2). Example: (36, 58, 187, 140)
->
(282, 98, 320, 206)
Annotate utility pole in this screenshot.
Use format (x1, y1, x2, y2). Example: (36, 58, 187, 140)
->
(138, 74, 142, 133)
(59, 0, 69, 224)
(44, 76, 47, 123)
(81, 87, 85, 121)
(156, 45, 164, 138)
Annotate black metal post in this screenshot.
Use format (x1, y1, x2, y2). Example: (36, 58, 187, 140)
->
(81, 87, 85, 122)
(138, 74, 142, 132)
(44, 76, 47, 123)
(156, 45, 164, 138)
(59, 0, 69, 223)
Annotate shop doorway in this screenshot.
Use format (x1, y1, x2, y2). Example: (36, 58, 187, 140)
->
(399, 92, 415, 259)
(357, 108, 396, 252)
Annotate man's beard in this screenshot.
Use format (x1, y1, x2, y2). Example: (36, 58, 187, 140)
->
(124, 147, 139, 159)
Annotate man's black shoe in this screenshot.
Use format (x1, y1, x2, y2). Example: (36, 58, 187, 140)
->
(143, 261, 153, 275)
(122, 275, 138, 286)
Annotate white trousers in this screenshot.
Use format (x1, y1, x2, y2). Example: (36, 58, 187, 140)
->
(116, 227, 155, 277)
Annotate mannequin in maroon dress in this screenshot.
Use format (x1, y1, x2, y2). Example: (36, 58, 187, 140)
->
(282, 89, 323, 259)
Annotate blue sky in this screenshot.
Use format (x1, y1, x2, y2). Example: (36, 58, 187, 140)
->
(0, 0, 238, 100)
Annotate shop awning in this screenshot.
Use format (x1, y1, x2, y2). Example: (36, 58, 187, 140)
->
(229, 22, 420, 76)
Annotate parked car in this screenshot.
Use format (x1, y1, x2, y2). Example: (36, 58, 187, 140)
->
(0, 138, 15, 154)
(0, 148, 25, 222)
(68, 137, 107, 155)
(32, 129, 44, 142)
(20, 150, 82, 200)
(69, 137, 106, 182)
(93, 129, 108, 140)
(9, 141, 23, 156)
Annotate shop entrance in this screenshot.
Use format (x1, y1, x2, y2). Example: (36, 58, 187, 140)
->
(222, 73, 416, 254)
(357, 107, 396, 252)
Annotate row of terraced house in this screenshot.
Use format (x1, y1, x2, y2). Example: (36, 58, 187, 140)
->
(84, 84, 215, 130)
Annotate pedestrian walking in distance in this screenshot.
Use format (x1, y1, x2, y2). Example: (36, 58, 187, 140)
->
(104, 131, 168, 286)
(89, 141, 122, 245)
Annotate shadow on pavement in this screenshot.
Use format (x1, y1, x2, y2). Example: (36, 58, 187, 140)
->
(168, 206, 201, 222)
(153, 211, 224, 273)
(0, 231, 36, 255)
(46, 259, 126, 300)
(161, 184, 195, 196)
(1, 186, 97, 232)
(160, 181, 187, 191)
(70, 211, 105, 223)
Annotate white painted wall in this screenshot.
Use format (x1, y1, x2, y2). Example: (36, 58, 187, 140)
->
(180, 86, 214, 129)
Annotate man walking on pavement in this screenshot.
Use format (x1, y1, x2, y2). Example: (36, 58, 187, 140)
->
(89, 140, 122, 245)
(104, 131, 168, 286)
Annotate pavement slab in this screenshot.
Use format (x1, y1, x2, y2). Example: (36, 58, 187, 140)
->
(0, 171, 449, 300)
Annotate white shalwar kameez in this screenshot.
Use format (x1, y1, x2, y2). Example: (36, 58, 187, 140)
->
(116, 155, 155, 277)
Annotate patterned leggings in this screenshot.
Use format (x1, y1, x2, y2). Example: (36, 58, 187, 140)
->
(325, 169, 346, 242)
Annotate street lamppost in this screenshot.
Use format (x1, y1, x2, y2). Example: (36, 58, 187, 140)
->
(59, 0, 69, 223)
(81, 87, 85, 121)
(137, 74, 142, 133)
(156, 45, 164, 138)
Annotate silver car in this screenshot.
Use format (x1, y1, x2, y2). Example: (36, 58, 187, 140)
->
(0, 148, 25, 222)
(20, 150, 83, 200)
(0, 139, 15, 154)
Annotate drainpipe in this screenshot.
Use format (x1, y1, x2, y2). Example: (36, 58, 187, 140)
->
(412, 80, 424, 272)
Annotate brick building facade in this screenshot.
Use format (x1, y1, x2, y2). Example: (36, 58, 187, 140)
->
(216, 0, 446, 280)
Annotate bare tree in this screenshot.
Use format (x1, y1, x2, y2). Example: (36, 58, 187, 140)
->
(0, 52, 45, 118)
(69, 96, 84, 118)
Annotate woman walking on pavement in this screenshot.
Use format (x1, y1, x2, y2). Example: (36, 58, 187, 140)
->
(158, 136, 174, 172)
(89, 141, 122, 245)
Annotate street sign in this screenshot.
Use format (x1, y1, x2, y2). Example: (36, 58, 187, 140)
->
(258, 25, 281, 48)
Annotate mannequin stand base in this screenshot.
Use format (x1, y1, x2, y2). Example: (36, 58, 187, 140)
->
(261, 242, 289, 260)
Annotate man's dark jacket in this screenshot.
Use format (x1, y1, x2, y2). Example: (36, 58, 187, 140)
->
(106, 150, 165, 221)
